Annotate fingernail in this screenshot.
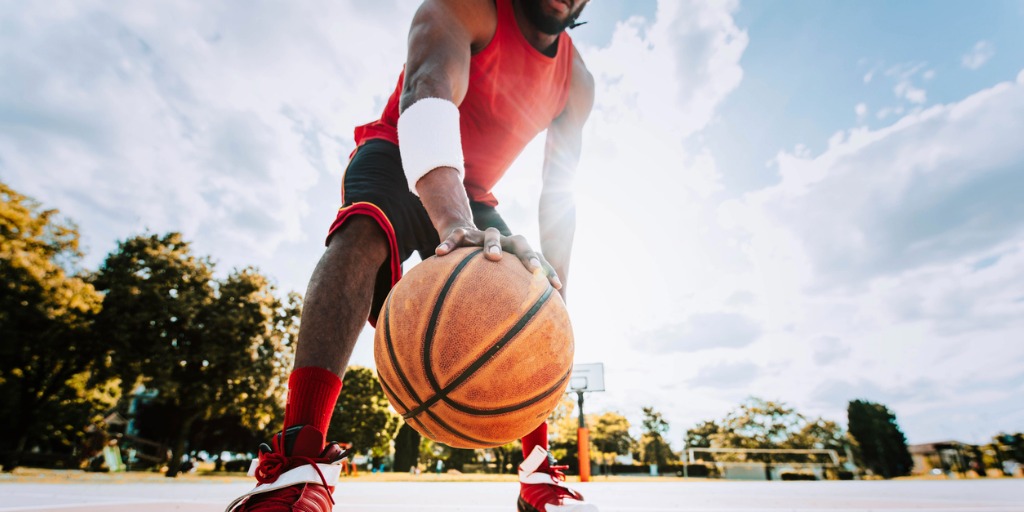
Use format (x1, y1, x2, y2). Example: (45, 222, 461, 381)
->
(553, 278, 562, 288)
(530, 258, 541, 269)
(437, 243, 448, 251)
(488, 246, 501, 255)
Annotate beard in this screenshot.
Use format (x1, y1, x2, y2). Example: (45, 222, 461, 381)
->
(519, 0, 586, 36)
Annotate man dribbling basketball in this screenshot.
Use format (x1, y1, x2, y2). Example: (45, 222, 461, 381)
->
(226, 1, 594, 511)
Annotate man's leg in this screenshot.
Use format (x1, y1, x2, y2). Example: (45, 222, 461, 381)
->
(521, 421, 548, 457)
(283, 216, 389, 434)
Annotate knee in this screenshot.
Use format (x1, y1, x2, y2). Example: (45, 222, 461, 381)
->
(326, 215, 390, 265)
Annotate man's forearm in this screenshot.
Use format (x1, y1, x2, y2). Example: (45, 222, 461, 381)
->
(416, 166, 475, 239)
(540, 191, 576, 299)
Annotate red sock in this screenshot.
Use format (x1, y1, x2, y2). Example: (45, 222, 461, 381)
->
(283, 366, 343, 435)
(521, 421, 548, 458)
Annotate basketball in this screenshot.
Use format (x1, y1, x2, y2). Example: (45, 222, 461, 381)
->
(373, 247, 574, 449)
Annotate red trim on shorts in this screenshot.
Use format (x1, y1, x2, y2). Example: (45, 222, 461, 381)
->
(326, 202, 402, 328)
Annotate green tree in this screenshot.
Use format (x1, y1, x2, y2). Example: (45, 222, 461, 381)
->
(640, 406, 677, 467)
(0, 182, 115, 470)
(327, 366, 398, 458)
(590, 411, 635, 473)
(391, 422, 421, 472)
(547, 396, 580, 464)
(847, 400, 912, 478)
(94, 233, 299, 476)
(684, 420, 720, 449)
(713, 398, 804, 451)
(591, 412, 635, 457)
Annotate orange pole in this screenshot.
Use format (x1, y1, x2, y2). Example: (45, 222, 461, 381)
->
(577, 427, 591, 482)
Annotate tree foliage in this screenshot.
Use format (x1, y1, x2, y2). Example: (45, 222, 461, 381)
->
(640, 406, 677, 466)
(686, 397, 850, 466)
(93, 233, 299, 475)
(327, 366, 398, 457)
(847, 399, 912, 478)
(391, 422, 420, 472)
(590, 411, 635, 457)
(0, 182, 115, 470)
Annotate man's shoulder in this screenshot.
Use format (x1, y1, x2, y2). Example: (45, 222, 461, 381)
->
(570, 47, 595, 96)
(417, 0, 498, 49)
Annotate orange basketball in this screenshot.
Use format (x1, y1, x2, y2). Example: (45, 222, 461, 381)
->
(374, 247, 574, 448)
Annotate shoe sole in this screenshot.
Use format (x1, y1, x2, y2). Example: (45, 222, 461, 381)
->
(517, 497, 541, 512)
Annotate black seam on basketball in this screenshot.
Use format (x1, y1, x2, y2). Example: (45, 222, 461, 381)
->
(382, 292, 424, 410)
(423, 407, 498, 447)
(441, 363, 571, 416)
(377, 370, 409, 413)
(403, 284, 554, 420)
(379, 369, 437, 440)
(421, 249, 482, 396)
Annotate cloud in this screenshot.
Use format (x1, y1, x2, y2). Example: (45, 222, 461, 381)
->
(810, 378, 941, 409)
(813, 336, 850, 365)
(0, 0, 416, 267)
(725, 72, 1024, 288)
(854, 103, 867, 118)
(690, 361, 760, 388)
(962, 41, 995, 70)
(887, 63, 930, 104)
(638, 313, 761, 353)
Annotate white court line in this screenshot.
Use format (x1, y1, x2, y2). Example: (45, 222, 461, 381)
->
(0, 501, 225, 512)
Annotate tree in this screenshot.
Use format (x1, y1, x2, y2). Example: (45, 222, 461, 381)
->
(327, 366, 398, 458)
(94, 233, 299, 476)
(590, 411, 635, 474)
(591, 412, 634, 457)
(713, 398, 804, 452)
(0, 182, 115, 470)
(547, 396, 580, 466)
(684, 420, 720, 449)
(640, 406, 677, 467)
(847, 400, 912, 478)
(687, 398, 849, 469)
(391, 422, 420, 472)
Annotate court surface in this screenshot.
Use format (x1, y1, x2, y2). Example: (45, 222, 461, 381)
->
(2, 479, 1022, 512)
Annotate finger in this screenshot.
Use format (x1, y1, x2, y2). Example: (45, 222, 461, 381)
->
(502, 235, 544, 272)
(483, 228, 503, 261)
(436, 228, 469, 256)
(534, 253, 562, 289)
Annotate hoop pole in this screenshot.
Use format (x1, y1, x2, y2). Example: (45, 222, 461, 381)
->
(576, 391, 590, 482)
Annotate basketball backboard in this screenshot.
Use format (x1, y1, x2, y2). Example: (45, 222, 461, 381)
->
(567, 363, 604, 392)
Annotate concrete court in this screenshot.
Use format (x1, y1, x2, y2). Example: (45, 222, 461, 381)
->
(2, 480, 1022, 512)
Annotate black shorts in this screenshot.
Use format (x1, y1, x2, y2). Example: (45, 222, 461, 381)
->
(326, 139, 512, 326)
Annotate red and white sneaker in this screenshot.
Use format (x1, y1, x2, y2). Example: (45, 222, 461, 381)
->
(226, 425, 351, 512)
(518, 446, 598, 512)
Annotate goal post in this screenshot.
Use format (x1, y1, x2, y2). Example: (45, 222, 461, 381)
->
(685, 447, 841, 480)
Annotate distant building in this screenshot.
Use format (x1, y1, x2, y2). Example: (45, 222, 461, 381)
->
(909, 441, 973, 476)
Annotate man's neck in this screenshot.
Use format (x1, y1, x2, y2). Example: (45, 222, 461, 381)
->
(510, 0, 560, 56)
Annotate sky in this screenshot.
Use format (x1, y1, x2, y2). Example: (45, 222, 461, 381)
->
(3, 0, 1023, 448)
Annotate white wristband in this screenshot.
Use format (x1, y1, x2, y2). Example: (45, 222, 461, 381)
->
(397, 97, 466, 196)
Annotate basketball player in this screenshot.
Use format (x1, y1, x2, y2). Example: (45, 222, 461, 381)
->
(227, 0, 594, 510)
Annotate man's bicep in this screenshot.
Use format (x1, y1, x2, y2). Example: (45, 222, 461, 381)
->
(543, 55, 594, 184)
(400, 0, 476, 112)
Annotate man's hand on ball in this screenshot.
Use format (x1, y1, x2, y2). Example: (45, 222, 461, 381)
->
(436, 226, 562, 290)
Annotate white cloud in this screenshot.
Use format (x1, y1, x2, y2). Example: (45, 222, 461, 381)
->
(691, 361, 760, 388)
(854, 103, 867, 118)
(962, 40, 995, 70)
(0, 0, 416, 271)
(718, 71, 1024, 442)
(886, 62, 930, 104)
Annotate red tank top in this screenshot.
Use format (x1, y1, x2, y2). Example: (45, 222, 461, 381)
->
(353, 0, 574, 206)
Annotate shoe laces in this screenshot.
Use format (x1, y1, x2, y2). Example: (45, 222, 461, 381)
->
(253, 452, 336, 506)
(530, 454, 582, 502)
